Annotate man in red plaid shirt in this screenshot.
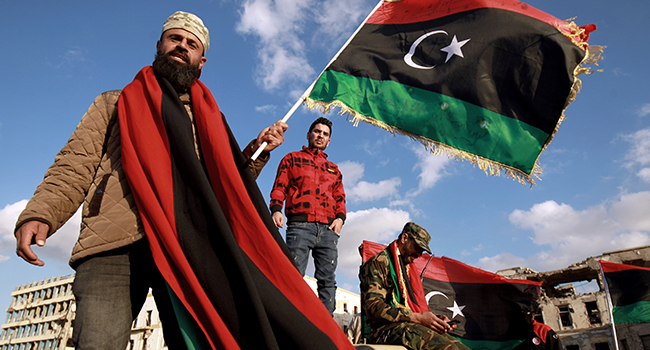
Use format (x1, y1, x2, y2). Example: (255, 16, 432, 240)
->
(270, 117, 346, 315)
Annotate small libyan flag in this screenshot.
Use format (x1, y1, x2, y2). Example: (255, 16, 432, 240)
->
(600, 260, 650, 325)
(306, 0, 602, 185)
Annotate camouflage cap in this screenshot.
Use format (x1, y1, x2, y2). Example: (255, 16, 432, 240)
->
(162, 11, 210, 55)
(402, 222, 431, 254)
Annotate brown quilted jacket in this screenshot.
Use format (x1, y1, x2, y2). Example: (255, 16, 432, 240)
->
(15, 90, 269, 267)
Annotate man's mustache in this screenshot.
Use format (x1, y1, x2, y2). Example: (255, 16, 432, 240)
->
(167, 48, 189, 63)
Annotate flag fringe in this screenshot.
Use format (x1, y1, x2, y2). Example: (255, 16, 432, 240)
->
(305, 98, 541, 186)
(532, 22, 605, 186)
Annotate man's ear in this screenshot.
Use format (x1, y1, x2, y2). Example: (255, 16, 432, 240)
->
(156, 40, 161, 52)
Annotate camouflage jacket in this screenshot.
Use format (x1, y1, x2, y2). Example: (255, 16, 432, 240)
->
(269, 146, 346, 225)
(360, 249, 413, 328)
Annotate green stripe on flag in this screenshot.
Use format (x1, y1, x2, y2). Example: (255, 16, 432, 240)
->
(454, 336, 525, 350)
(310, 70, 550, 174)
(613, 301, 650, 324)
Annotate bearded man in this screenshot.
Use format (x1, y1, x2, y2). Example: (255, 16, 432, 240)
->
(14, 11, 353, 350)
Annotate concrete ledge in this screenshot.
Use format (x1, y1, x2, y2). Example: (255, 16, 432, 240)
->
(354, 345, 408, 350)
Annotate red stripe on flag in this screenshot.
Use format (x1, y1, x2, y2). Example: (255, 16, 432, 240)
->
(600, 260, 650, 274)
(366, 0, 595, 49)
(368, 0, 564, 27)
(362, 240, 541, 286)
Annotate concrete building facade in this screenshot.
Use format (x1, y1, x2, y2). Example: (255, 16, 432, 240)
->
(497, 245, 650, 350)
(0, 275, 75, 350)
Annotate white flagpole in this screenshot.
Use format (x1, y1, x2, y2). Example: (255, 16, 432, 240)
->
(600, 261, 620, 350)
(250, 0, 385, 161)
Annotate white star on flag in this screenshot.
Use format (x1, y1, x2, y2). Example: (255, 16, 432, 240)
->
(440, 35, 470, 63)
(447, 300, 466, 318)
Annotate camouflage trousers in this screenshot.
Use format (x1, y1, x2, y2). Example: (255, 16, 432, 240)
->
(369, 322, 471, 350)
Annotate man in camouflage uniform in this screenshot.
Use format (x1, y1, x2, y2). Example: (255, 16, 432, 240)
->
(359, 222, 471, 350)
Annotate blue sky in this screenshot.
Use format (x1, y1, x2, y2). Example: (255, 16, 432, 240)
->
(1, 0, 649, 303)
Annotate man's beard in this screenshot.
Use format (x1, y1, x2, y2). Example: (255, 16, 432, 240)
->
(152, 49, 201, 92)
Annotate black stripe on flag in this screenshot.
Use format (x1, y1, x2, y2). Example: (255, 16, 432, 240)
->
(328, 7, 585, 135)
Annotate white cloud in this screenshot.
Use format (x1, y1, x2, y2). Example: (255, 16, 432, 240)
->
(56, 47, 90, 69)
(637, 103, 650, 117)
(236, 0, 373, 91)
(489, 193, 650, 272)
(339, 161, 365, 187)
(409, 146, 452, 195)
(311, 0, 372, 48)
(337, 208, 410, 281)
(610, 191, 650, 231)
(509, 201, 618, 246)
(638, 168, 650, 183)
(236, 0, 316, 90)
(624, 127, 650, 167)
(476, 252, 528, 273)
(1, 200, 80, 266)
(339, 161, 401, 203)
(461, 245, 483, 257)
(348, 178, 401, 203)
(0, 200, 28, 237)
(255, 104, 278, 113)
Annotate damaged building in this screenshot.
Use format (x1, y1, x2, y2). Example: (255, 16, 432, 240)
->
(497, 245, 650, 350)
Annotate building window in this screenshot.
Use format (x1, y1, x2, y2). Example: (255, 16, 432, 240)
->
(585, 301, 601, 325)
(640, 334, 650, 350)
(343, 303, 348, 313)
(146, 311, 152, 327)
(354, 306, 358, 314)
(620, 339, 629, 350)
(558, 305, 573, 328)
(595, 343, 610, 350)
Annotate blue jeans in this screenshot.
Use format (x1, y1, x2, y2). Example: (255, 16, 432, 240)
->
(285, 221, 339, 315)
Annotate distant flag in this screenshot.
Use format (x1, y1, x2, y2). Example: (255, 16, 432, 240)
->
(306, 0, 603, 185)
(362, 240, 542, 350)
(600, 260, 650, 325)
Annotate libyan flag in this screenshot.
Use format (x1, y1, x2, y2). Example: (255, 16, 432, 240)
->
(600, 260, 650, 325)
(306, 0, 601, 185)
(362, 240, 542, 350)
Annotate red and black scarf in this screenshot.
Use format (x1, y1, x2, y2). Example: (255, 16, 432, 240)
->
(118, 66, 353, 350)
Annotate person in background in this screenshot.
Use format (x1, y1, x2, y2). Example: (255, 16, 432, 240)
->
(359, 222, 470, 350)
(270, 117, 346, 315)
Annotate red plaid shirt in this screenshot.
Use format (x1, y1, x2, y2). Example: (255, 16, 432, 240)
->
(270, 146, 346, 224)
